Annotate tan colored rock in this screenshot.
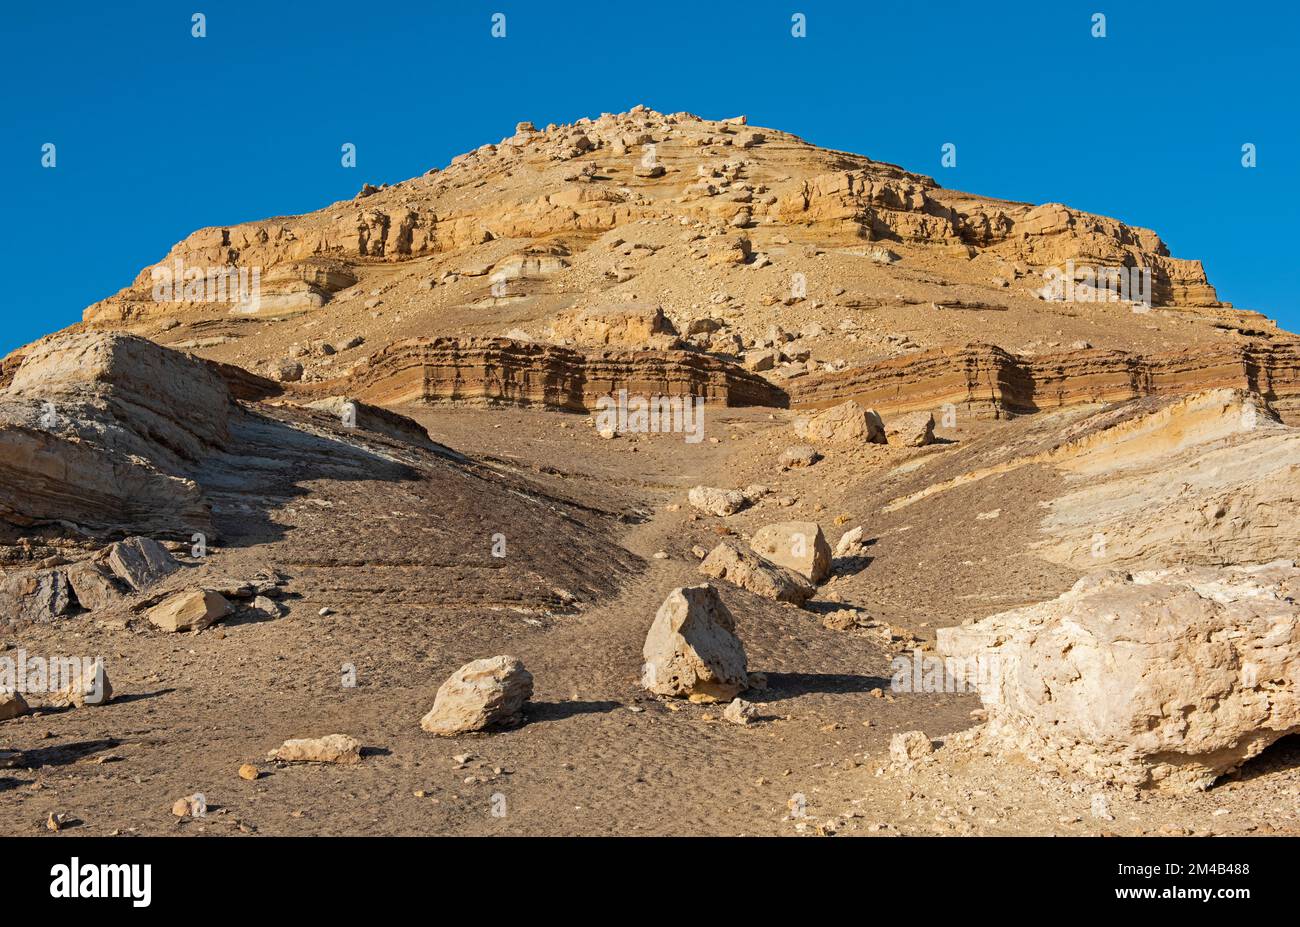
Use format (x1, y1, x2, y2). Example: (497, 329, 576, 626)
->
(0, 690, 30, 721)
(550, 302, 676, 347)
(749, 522, 832, 583)
(939, 561, 1300, 792)
(333, 337, 784, 412)
(688, 485, 748, 517)
(723, 698, 759, 725)
(145, 589, 233, 632)
(49, 659, 112, 707)
(706, 235, 752, 267)
(834, 526, 866, 558)
(884, 410, 935, 447)
(742, 349, 777, 372)
(238, 764, 260, 781)
(64, 560, 125, 611)
(793, 400, 885, 445)
(822, 608, 864, 631)
(419, 655, 534, 735)
(890, 730, 933, 763)
(641, 584, 749, 701)
(779, 444, 820, 468)
(698, 539, 814, 604)
(269, 734, 363, 765)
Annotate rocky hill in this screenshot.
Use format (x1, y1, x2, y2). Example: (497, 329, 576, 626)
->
(1, 108, 1297, 838)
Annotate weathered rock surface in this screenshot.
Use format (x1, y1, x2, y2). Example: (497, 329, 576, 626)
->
(419, 655, 534, 735)
(269, 734, 363, 765)
(0, 567, 74, 623)
(939, 561, 1300, 791)
(642, 584, 749, 701)
(749, 522, 832, 583)
(145, 589, 233, 632)
(64, 560, 125, 612)
(697, 539, 814, 604)
(303, 395, 434, 446)
(833, 526, 866, 558)
(0, 333, 224, 538)
(723, 698, 758, 725)
(885, 410, 935, 446)
(793, 342, 1300, 419)
(793, 400, 885, 445)
(883, 389, 1300, 572)
(688, 485, 748, 517)
(890, 730, 934, 763)
(104, 537, 179, 591)
(311, 337, 785, 412)
(1033, 390, 1300, 569)
(49, 659, 112, 707)
(550, 302, 677, 347)
(779, 444, 820, 468)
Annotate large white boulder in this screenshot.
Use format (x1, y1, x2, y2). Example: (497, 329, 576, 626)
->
(642, 584, 749, 702)
(939, 561, 1300, 792)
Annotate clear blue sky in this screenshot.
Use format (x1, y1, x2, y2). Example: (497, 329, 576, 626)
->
(2, 1, 1296, 356)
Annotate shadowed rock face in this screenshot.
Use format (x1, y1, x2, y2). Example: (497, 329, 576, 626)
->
(0, 331, 643, 625)
(0, 332, 226, 538)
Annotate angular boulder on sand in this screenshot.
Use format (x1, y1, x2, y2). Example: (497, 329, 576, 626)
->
(641, 584, 749, 702)
(779, 444, 820, 469)
(49, 659, 112, 708)
(64, 560, 125, 612)
(749, 522, 832, 583)
(884, 410, 935, 447)
(420, 655, 534, 735)
(939, 561, 1300, 792)
(834, 525, 866, 558)
(698, 539, 813, 604)
(269, 734, 363, 765)
(688, 485, 748, 517)
(104, 537, 179, 592)
(145, 589, 233, 632)
(723, 697, 759, 725)
(793, 400, 885, 446)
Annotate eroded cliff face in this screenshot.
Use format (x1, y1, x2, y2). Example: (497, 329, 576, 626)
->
(789, 341, 1300, 417)
(296, 337, 787, 411)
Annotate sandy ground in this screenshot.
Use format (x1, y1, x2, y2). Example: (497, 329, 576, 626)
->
(3, 402, 1298, 837)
